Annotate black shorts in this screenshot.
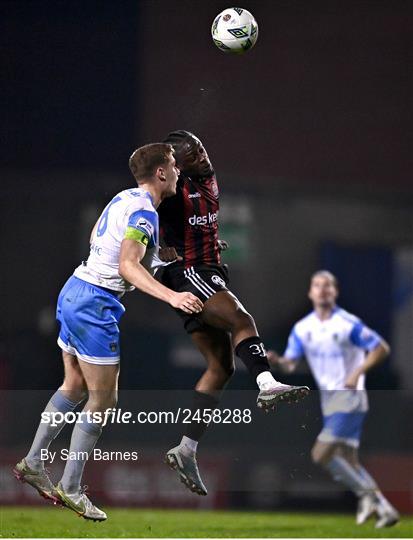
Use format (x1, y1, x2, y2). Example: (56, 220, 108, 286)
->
(161, 263, 230, 333)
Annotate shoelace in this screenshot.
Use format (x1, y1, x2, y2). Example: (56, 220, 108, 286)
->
(76, 486, 93, 513)
(34, 467, 53, 485)
(80, 486, 96, 509)
(83, 496, 93, 512)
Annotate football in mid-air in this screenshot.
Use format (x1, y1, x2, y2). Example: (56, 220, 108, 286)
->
(211, 7, 258, 54)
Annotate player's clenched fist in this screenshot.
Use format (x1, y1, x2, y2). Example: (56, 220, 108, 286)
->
(171, 292, 203, 314)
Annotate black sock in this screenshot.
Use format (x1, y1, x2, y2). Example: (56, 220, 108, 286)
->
(184, 390, 219, 441)
(235, 336, 270, 379)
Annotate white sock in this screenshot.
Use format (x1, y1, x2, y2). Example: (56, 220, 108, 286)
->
(179, 436, 198, 456)
(26, 389, 80, 471)
(357, 465, 393, 509)
(256, 371, 282, 390)
(326, 456, 370, 497)
(60, 413, 102, 494)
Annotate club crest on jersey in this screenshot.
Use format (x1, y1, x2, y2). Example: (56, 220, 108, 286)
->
(211, 274, 225, 287)
(210, 179, 219, 198)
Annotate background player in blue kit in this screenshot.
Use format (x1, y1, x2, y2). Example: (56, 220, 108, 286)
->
(13, 143, 203, 521)
(268, 270, 400, 528)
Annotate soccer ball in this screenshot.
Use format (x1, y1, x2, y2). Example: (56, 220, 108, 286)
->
(211, 7, 258, 54)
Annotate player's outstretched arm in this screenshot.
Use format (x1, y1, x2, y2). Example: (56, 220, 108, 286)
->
(119, 239, 203, 314)
(345, 340, 390, 388)
(267, 350, 298, 374)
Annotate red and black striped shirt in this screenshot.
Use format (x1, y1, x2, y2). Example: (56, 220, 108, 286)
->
(158, 174, 220, 268)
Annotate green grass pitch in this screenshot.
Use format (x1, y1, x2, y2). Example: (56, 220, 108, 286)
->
(1, 507, 412, 538)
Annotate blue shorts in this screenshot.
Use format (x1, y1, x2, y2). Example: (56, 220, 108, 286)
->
(318, 411, 367, 448)
(56, 276, 125, 365)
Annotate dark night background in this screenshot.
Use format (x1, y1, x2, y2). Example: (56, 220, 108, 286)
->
(1, 0, 412, 514)
(2, 0, 411, 386)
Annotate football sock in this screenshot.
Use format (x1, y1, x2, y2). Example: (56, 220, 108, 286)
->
(235, 336, 273, 381)
(183, 390, 219, 443)
(326, 456, 370, 497)
(25, 389, 81, 471)
(59, 411, 102, 494)
(178, 435, 198, 457)
(256, 371, 282, 390)
(357, 465, 390, 507)
(357, 465, 378, 491)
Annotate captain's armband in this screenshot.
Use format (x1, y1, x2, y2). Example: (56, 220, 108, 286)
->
(124, 226, 149, 246)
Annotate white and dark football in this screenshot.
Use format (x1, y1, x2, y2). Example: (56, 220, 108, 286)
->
(211, 7, 258, 54)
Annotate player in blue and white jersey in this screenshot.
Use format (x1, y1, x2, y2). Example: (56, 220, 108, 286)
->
(13, 143, 203, 521)
(268, 270, 399, 528)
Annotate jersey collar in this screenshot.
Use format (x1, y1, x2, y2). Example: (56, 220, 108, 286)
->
(143, 189, 155, 208)
(313, 305, 339, 322)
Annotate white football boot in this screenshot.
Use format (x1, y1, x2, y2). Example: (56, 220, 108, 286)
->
(55, 482, 107, 521)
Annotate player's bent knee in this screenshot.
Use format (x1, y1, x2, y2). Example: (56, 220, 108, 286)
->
(234, 310, 255, 332)
(101, 393, 118, 411)
(208, 361, 235, 383)
(311, 452, 323, 466)
(64, 372, 86, 391)
(87, 391, 118, 412)
(225, 362, 235, 378)
(71, 388, 88, 403)
(311, 447, 327, 466)
(110, 392, 118, 409)
(311, 443, 337, 466)
(61, 374, 87, 403)
(218, 363, 235, 384)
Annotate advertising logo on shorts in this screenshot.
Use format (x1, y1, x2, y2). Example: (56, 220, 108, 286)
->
(211, 275, 225, 287)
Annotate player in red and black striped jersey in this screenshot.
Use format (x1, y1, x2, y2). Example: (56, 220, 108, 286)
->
(158, 131, 231, 328)
(158, 170, 220, 268)
(159, 131, 309, 497)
